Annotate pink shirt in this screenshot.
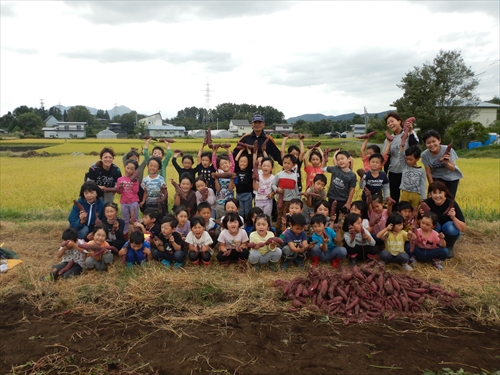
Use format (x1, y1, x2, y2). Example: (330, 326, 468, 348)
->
(116, 176, 140, 204)
(212, 152, 235, 173)
(369, 209, 389, 235)
(217, 228, 249, 250)
(414, 228, 442, 249)
(304, 166, 324, 190)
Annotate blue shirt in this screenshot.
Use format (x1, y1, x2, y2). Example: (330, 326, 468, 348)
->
(311, 227, 337, 252)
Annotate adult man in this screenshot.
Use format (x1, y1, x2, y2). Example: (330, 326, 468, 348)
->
(234, 114, 282, 165)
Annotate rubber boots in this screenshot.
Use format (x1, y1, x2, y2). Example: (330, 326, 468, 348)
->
(310, 256, 320, 268)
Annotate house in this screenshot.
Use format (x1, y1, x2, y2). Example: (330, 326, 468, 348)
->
(42, 122, 87, 138)
(228, 119, 252, 136)
(147, 124, 186, 138)
(96, 129, 117, 139)
(44, 115, 59, 127)
(139, 112, 163, 127)
(351, 124, 366, 135)
(468, 101, 499, 127)
(107, 123, 128, 138)
(274, 123, 294, 135)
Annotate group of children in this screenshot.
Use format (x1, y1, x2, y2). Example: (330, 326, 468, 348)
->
(51, 131, 465, 279)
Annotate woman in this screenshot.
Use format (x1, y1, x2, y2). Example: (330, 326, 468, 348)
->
(421, 130, 463, 198)
(383, 112, 418, 202)
(86, 147, 122, 203)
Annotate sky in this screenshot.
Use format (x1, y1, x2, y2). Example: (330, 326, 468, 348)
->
(1, 1, 499, 120)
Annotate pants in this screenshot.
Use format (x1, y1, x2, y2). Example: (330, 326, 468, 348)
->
(255, 199, 273, 217)
(302, 206, 314, 225)
(153, 249, 186, 263)
(248, 249, 282, 264)
(436, 221, 461, 249)
(388, 172, 403, 203)
(281, 245, 307, 261)
(85, 252, 114, 271)
(188, 250, 211, 262)
(434, 178, 459, 199)
(216, 248, 249, 263)
(237, 192, 253, 220)
(50, 261, 83, 280)
(309, 245, 347, 262)
(344, 244, 379, 260)
(399, 191, 421, 208)
(405, 244, 448, 262)
(125, 247, 148, 265)
(121, 202, 139, 234)
(379, 250, 409, 265)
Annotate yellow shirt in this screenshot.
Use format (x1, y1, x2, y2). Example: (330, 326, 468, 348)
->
(249, 231, 275, 255)
(384, 231, 408, 256)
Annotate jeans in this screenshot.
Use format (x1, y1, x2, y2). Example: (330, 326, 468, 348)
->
(309, 245, 348, 262)
(50, 262, 83, 280)
(379, 250, 409, 265)
(248, 249, 282, 264)
(216, 248, 249, 263)
(85, 252, 114, 271)
(121, 202, 139, 234)
(388, 172, 403, 203)
(237, 192, 253, 219)
(188, 251, 211, 262)
(153, 249, 186, 264)
(344, 244, 379, 260)
(436, 221, 461, 249)
(405, 244, 448, 262)
(282, 245, 306, 261)
(78, 226, 90, 240)
(125, 248, 148, 265)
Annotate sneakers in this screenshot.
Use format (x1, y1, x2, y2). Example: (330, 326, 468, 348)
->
(294, 257, 305, 270)
(173, 262, 183, 269)
(280, 259, 290, 270)
(268, 262, 278, 272)
(348, 257, 357, 267)
(447, 247, 455, 259)
(402, 263, 414, 272)
(409, 256, 416, 265)
(161, 259, 171, 268)
(331, 258, 341, 269)
(251, 263, 261, 272)
(433, 260, 444, 271)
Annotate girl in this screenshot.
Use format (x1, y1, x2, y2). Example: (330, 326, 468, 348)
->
(410, 212, 448, 270)
(421, 130, 463, 198)
(116, 159, 139, 234)
(350, 200, 370, 231)
(185, 216, 214, 267)
(281, 134, 304, 192)
(377, 213, 414, 271)
(212, 145, 236, 219)
(118, 231, 152, 268)
(151, 216, 185, 269)
(245, 207, 264, 236)
(84, 225, 114, 271)
(368, 194, 390, 247)
(101, 202, 126, 251)
(140, 157, 166, 213)
(174, 206, 191, 239)
(420, 181, 466, 259)
(68, 181, 105, 240)
(314, 200, 336, 229)
(216, 212, 249, 266)
(248, 214, 282, 272)
(49, 228, 86, 280)
(85, 147, 122, 203)
(342, 213, 378, 266)
(253, 157, 275, 217)
(194, 177, 216, 218)
(172, 151, 197, 190)
(173, 173, 197, 218)
(234, 152, 253, 220)
(303, 147, 324, 190)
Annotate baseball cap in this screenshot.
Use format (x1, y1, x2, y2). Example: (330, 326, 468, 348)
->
(252, 114, 265, 123)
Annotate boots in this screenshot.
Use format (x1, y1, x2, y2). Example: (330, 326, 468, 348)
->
(202, 259, 212, 268)
(331, 258, 341, 269)
(191, 259, 200, 266)
(294, 256, 305, 270)
(268, 262, 278, 272)
(310, 256, 320, 268)
(251, 263, 261, 272)
(280, 258, 290, 270)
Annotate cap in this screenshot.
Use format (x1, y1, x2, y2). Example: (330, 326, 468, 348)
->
(252, 114, 265, 123)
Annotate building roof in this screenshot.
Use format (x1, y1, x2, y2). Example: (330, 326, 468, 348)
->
(97, 129, 117, 135)
(230, 119, 251, 126)
(44, 115, 57, 124)
(446, 100, 500, 108)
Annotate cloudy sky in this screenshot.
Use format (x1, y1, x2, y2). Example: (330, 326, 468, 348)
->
(1, 1, 498, 120)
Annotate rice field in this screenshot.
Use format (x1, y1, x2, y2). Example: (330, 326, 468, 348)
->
(0, 138, 498, 221)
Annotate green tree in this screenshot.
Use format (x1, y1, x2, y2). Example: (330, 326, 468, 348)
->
(0, 112, 15, 131)
(448, 120, 489, 149)
(392, 50, 479, 138)
(96, 109, 110, 120)
(366, 116, 387, 143)
(487, 120, 500, 135)
(12, 112, 44, 136)
(67, 105, 93, 123)
(48, 106, 63, 121)
(486, 96, 500, 121)
(13, 105, 34, 117)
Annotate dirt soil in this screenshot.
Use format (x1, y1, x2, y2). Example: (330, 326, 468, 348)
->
(1, 293, 499, 375)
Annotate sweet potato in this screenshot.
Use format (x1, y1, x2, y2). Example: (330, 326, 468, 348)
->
(384, 131, 394, 142)
(157, 138, 175, 143)
(438, 143, 453, 162)
(58, 259, 74, 275)
(307, 141, 322, 150)
(170, 179, 186, 200)
(73, 199, 85, 212)
(330, 200, 337, 218)
(237, 142, 256, 151)
(212, 172, 235, 179)
(221, 143, 231, 148)
(356, 131, 377, 139)
(174, 149, 184, 156)
(261, 138, 269, 153)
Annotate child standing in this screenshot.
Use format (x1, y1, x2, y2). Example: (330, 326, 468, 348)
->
(248, 214, 282, 272)
(303, 146, 325, 190)
(216, 213, 249, 266)
(49, 228, 86, 280)
(186, 216, 214, 267)
(143, 138, 172, 179)
(359, 154, 390, 202)
(310, 214, 347, 268)
(212, 145, 236, 220)
(151, 216, 185, 268)
(172, 152, 196, 189)
(85, 226, 114, 271)
(119, 231, 152, 268)
(173, 173, 197, 218)
(409, 212, 448, 270)
(116, 159, 140, 233)
(253, 157, 275, 217)
(343, 213, 378, 266)
(273, 154, 300, 227)
(399, 145, 427, 208)
(281, 134, 304, 192)
(101, 202, 126, 251)
(357, 137, 390, 177)
(196, 147, 216, 191)
(234, 152, 254, 219)
(68, 181, 105, 240)
(140, 157, 166, 212)
(194, 177, 216, 218)
(302, 174, 327, 224)
(377, 213, 414, 271)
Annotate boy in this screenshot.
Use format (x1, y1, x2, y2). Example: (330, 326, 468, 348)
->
(280, 214, 314, 270)
(359, 153, 390, 202)
(212, 145, 236, 219)
(196, 146, 216, 191)
(151, 216, 185, 268)
(357, 135, 391, 178)
(310, 214, 347, 268)
(323, 150, 357, 221)
(281, 198, 304, 235)
(133, 208, 162, 239)
(119, 231, 152, 268)
(273, 154, 300, 228)
(302, 174, 327, 224)
(197, 202, 219, 242)
(281, 134, 305, 192)
(399, 145, 427, 208)
(143, 137, 172, 179)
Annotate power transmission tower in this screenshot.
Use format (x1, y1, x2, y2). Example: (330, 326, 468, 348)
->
(202, 79, 213, 129)
(40, 99, 44, 109)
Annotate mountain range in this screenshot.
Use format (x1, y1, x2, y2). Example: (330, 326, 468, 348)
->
(54, 104, 133, 117)
(287, 110, 390, 124)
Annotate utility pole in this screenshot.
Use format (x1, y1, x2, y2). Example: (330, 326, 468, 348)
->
(202, 79, 213, 130)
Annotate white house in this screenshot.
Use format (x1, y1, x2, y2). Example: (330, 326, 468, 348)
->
(274, 123, 294, 135)
(351, 124, 366, 135)
(42, 122, 87, 138)
(228, 119, 252, 136)
(147, 124, 186, 138)
(469, 101, 499, 127)
(96, 129, 117, 139)
(44, 115, 59, 127)
(139, 113, 163, 127)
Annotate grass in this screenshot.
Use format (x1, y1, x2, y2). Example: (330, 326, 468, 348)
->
(456, 144, 500, 158)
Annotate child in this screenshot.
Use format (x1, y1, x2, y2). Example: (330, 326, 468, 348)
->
(172, 151, 196, 189)
(185, 216, 214, 267)
(280, 198, 304, 236)
(212, 145, 236, 219)
(116, 159, 140, 233)
(377, 213, 414, 271)
(399, 145, 427, 208)
(68, 181, 105, 240)
(302, 174, 327, 224)
(314, 200, 336, 229)
(273, 153, 300, 227)
(358, 137, 390, 177)
(151, 216, 185, 268)
(197, 202, 219, 241)
(85, 225, 114, 271)
(245, 207, 264, 236)
(133, 208, 162, 238)
(342, 213, 378, 266)
(216, 212, 249, 266)
(143, 138, 172, 179)
(194, 177, 216, 218)
(248, 214, 282, 272)
(49, 228, 86, 280)
(310, 214, 347, 268)
(409, 212, 448, 270)
(397, 201, 414, 231)
(140, 157, 166, 213)
(368, 194, 391, 246)
(122, 149, 147, 185)
(349, 200, 370, 231)
(323, 150, 357, 222)
(174, 206, 191, 239)
(234, 151, 254, 219)
(119, 231, 152, 268)
(196, 147, 216, 191)
(220, 198, 244, 226)
(253, 157, 275, 217)
(281, 134, 304, 192)
(303, 146, 324, 190)
(173, 173, 197, 218)
(359, 154, 390, 202)
(280, 213, 312, 270)
(101, 202, 126, 251)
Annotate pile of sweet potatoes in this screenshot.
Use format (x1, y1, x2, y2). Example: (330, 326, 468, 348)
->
(274, 265, 460, 324)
